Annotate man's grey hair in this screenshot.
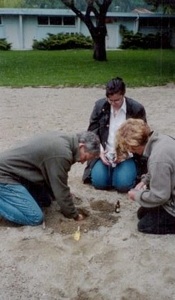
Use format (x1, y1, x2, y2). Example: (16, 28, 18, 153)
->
(77, 131, 100, 155)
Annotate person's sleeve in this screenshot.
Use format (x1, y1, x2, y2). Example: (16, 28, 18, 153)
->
(87, 102, 100, 133)
(43, 157, 78, 219)
(135, 162, 171, 207)
(138, 105, 147, 122)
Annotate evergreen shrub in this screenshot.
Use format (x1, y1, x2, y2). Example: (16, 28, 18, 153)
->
(119, 25, 172, 49)
(32, 33, 93, 50)
(0, 38, 11, 50)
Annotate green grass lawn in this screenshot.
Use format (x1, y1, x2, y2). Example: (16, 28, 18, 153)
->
(0, 49, 174, 87)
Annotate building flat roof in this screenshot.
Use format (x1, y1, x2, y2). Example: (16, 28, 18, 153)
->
(0, 8, 175, 18)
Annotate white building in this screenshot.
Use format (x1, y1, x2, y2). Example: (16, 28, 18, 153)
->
(0, 8, 175, 50)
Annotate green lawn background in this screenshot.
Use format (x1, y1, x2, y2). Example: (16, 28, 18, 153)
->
(0, 49, 174, 87)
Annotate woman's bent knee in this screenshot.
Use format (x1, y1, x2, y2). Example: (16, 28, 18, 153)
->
(91, 160, 111, 189)
(114, 185, 132, 193)
(112, 158, 137, 192)
(113, 179, 136, 193)
(26, 210, 43, 226)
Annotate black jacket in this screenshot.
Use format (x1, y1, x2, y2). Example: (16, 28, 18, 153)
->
(83, 97, 147, 183)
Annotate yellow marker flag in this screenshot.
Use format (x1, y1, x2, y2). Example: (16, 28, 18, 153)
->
(73, 226, 81, 241)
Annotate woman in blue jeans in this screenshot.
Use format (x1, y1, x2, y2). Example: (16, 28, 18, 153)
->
(91, 157, 137, 191)
(83, 77, 147, 192)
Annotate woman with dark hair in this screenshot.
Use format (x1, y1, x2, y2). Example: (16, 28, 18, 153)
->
(83, 77, 147, 192)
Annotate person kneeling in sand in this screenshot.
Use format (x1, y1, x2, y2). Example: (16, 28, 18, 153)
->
(83, 76, 147, 192)
(116, 118, 175, 234)
(0, 131, 100, 226)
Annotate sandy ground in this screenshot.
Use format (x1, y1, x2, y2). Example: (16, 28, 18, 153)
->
(0, 85, 175, 300)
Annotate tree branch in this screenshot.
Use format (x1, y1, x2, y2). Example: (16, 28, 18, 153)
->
(61, 0, 86, 21)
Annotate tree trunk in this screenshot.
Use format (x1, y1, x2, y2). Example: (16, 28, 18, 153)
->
(93, 36, 107, 61)
(91, 26, 107, 61)
(61, 0, 112, 61)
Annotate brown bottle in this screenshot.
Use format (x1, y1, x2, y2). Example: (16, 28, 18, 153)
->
(115, 200, 120, 213)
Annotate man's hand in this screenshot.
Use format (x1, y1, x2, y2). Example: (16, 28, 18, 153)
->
(74, 214, 85, 221)
(134, 181, 147, 190)
(128, 183, 146, 200)
(128, 189, 136, 201)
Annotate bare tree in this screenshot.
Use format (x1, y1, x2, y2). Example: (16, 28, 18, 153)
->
(61, 0, 112, 61)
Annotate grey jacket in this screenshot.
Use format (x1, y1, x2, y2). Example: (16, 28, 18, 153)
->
(135, 132, 175, 217)
(83, 96, 147, 182)
(0, 132, 80, 219)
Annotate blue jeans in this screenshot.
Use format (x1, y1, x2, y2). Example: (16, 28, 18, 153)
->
(91, 158, 137, 192)
(0, 183, 43, 225)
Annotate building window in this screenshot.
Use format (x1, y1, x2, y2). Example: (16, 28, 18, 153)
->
(139, 17, 172, 28)
(0, 16, 2, 25)
(50, 16, 62, 25)
(38, 16, 75, 26)
(38, 16, 48, 25)
(63, 17, 75, 26)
